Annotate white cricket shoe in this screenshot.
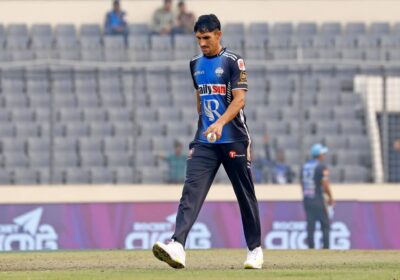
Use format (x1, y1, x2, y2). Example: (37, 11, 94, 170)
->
(152, 240, 186, 269)
(243, 246, 263, 269)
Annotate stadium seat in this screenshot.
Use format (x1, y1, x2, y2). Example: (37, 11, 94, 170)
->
(296, 22, 318, 35)
(80, 152, 106, 167)
(3, 94, 29, 108)
(254, 106, 280, 121)
(244, 35, 267, 60)
(55, 37, 80, 60)
(0, 170, 12, 185)
(128, 23, 150, 36)
(342, 166, 370, 182)
(113, 123, 134, 137)
(324, 136, 348, 150)
(248, 22, 269, 38)
(1, 138, 26, 153)
(54, 93, 77, 108)
(90, 167, 114, 184)
(224, 23, 245, 36)
(32, 39, 53, 59)
(3, 152, 30, 168)
(90, 123, 114, 137)
(104, 137, 130, 153)
(127, 35, 150, 61)
(83, 108, 108, 122)
(29, 152, 50, 168)
(12, 168, 39, 185)
(80, 24, 102, 38)
(344, 22, 366, 34)
(10, 109, 35, 123)
(150, 35, 172, 61)
(106, 152, 132, 167)
(135, 151, 157, 167)
(28, 138, 50, 153)
(271, 22, 293, 35)
(55, 24, 76, 38)
(320, 22, 342, 35)
(173, 34, 196, 60)
(0, 110, 11, 122)
(222, 35, 243, 55)
(57, 108, 83, 122)
(76, 92, 100, 108)
(79, 138, 103, 153)
(0, 123, 16, 137)
(80, 37, 103, 61)
(54, 138, 77, 152)
(7, 24, 28, 38)
(104, 36, 126, 61)
(99, 92, 125, 107)
(64, 168, 90, 184)
(115, 167, 136, 184)
(139, 166, 165, 183)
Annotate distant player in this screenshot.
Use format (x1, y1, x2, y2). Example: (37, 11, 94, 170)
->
(301, 144, 335, 249)
(152, 14, 263, 269)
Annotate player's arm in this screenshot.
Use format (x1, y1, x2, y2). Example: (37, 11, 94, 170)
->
(322, 168, 335, 206)
(203, 89, 246, 139)
(196, 90, 201, 115)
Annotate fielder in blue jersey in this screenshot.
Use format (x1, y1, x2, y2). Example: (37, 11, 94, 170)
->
(301, 144, 335, 249)
(153, 14, 263, 269)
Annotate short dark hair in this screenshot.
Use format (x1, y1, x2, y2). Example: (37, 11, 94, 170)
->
(193, 14, 221, 33)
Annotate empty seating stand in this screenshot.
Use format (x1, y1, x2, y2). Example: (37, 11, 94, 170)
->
(0, 21, 380, 184)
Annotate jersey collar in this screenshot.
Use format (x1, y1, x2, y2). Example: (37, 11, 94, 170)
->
(204, 47, 226, 59)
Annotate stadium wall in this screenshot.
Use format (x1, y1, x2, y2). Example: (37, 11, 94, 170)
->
(0, 185, 399, 251)
(0, 0, 400, 26)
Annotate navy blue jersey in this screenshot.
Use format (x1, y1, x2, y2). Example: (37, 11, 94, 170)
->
(189, 48, 250, 144)
(301, 160, 327, 200)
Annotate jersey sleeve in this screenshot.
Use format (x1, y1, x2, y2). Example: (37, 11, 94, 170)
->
(189, 60, 199, 90)
(229, 56, 248, 91)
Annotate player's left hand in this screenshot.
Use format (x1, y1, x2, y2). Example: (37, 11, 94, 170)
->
(203, 120, 224, 140)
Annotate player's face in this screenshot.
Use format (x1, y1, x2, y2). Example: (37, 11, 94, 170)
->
(195, 30, 222, 56)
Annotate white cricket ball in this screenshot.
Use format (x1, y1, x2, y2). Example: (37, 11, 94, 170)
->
(207, 132, 217, 143)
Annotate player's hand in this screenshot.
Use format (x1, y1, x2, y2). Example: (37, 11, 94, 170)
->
(328, 197, 335, 207)
(203, 120, 224, 140)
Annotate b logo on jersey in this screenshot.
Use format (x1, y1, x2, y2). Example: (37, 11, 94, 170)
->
(198, 84, 226, 96)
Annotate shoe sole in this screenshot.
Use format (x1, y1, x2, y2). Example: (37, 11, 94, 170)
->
(244, 263, 262, 269)
(152, 243, 185, 269)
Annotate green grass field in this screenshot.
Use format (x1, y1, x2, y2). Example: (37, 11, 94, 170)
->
(0, 250, 399, 280)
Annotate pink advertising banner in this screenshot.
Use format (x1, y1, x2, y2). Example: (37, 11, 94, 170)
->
(0, 201, 399, 251)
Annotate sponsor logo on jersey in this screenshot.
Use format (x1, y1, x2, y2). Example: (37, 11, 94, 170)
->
(194, 70, 205, 76)
(228, 150, 245, 159)
(237, 59, 246, 71)
(125, 213, 211, 249)
(215, 67, 224, 77)
(198, 84, 226, 96)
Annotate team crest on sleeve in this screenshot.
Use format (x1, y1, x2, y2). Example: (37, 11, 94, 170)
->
(239, 71, 247, 84)
(237, 59, 246, 71)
